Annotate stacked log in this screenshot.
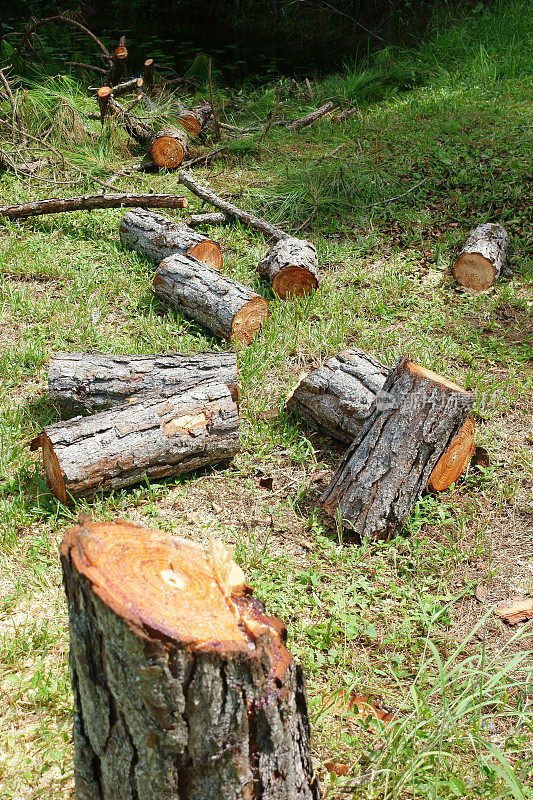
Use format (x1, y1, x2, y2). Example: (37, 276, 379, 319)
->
(120, 207, 223, 269)
(321, 357, 474, 539)
(61, 517, 319, 799)
(154, 253, 269, 345)
(452, 223, 509, 292)
(48, 351, 238, 413)
(30, 381, 239, 502)
(257, 237, 319, 298)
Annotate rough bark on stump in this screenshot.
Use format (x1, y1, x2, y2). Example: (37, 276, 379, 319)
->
(288, 349, 475, 492)
(30, 381, 239, 502)
(177, 104, 213, 137)
(257, 237, 319, 298)
(452, 223, 510, 292)
(48, 351, 238, 413)
(154, 253, 269, 345)
(150, 126, 188, 169)
(120, 208, 222, 270)
(61, 517, 319, 800)
(321, 357, 474, 539)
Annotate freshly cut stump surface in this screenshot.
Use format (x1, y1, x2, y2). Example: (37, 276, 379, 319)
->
(61, 517, 319, 800)
(452, 222, 509, 292)
(427, 416, 476, 492)
(321, 357, 474, 539)
(257, 237, 319, 298)
(150, 126, 188, 169)
(154, 253, 269, 345)
(48, 351, 238, 413)
(30, 381, 239, 502)
(120, 208, 222, 269)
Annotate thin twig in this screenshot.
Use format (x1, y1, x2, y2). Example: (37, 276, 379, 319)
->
(363, 178, 428, 209)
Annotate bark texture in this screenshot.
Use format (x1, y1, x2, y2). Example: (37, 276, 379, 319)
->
(286, 102, 334, 131)
(30, 381, 239, 502)
(48, 351, 238, 413)
(452, 223, 510, 292)
(0, 193, 187, 220)
(111, 77, 143, 97)
(257, 237, 319, 298)
(177, 104, 213, 137)
(61, 517, 319, 800)
(120, 208, 222, 269)
(154, 253, 269, 345)
(150, 127, 188, 169)
(186, 212, 231, 228)
(321, 357, 474, 539)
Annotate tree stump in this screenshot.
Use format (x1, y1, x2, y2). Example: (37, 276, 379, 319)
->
(143, 58, 154, 92)
(48, 351, 238, 414)
(96, 86, 112, 124)
(321, 357, 474, 539)
(154, 253, 269, 345)
(61, 517, 319, 800)
(452, 223, 510, 292)
(257, 237, 319, 298)
(177, 104, 213, 137)
(150, 126, 188, 169)
(30, 381, 239, 502)
(287, 349, 475, 492)
(120, 208, 222, 270)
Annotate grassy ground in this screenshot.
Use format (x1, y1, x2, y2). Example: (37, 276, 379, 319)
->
(0, 2, 532, 798)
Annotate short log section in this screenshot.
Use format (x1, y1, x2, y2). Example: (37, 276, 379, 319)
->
(61, 517, 319, 800)
(257, 237, 319, 298)
(154, 253, 269, 345)
(178, 103, 213, 137)
(150, 126, 188, 169)
(452, 223, 510, 292)
(321, 357, 474, 539)
(30, 381, 239, 502)
(120, 207, 222, 269)
(48, 351, 238, 413)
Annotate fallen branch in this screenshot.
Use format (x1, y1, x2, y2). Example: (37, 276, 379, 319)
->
(66, 61, 107, 75)
(22, 15, 113, 65)
(186, 212, 231, 227)
(287, 101, 335, 131)
(0, 193, 188, 221)
(110, 76, 143, 97)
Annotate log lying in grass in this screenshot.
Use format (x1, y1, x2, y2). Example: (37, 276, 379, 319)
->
(321, 357, 474, 539)
(257, 236, 319, 298)
(150, 125, 189, 169)
(48, 351, 238, 413)
(0, 193, 188, 220)
(154, 253, 269, 345)
(288, 349, 475, 492)
(186, 211, 231, 227)
(30, 381, 239, 502)
(287, 101, 334, 131)
(120, 207, 223, 269)
(177, 103, 213, 137)
(452, 223, 510, 292)
(61, 517, 319, 800)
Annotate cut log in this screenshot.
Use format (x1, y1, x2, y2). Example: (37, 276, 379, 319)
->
(257, 236, 319, 298)
(120, 207, 222, 269)
(452, 223, 510, 292)
(107, 35, 128, 85)
(30, 381, 239, 502)
(143, 58, 154, 92)
(177, 103, 213, 137)
(111, 76, 143, 97)
(288, 349, 475, 492)
(48, 351, 238, 413)
(61, 517, 319, 800)
(187, 211, 231, 228)
(96, 85, 111, 124)
(150, 126, 188, 169)
(287, 102, 335, 131)
(321, 357, 474, 539)
(0, 193, 187, 221)
(154, 253, 269, 345)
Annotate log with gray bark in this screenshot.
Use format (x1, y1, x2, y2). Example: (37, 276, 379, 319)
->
(452, 223, 510, 292)
(154, 253, 269, 345)
(177, 103, 213, 137)
(286, 101, 335, 131)
(321, 357, 474, 538)
(288, 348, 475, 493)
(186, 211, 231, 227)
(257, 236, 319, 298)
(30, 381, 239, 502)
(110, 76, 143, 97)
(0, 192, 188, 220)
(48, 351, 238, 413)
(120, 207, 222, 269)
(61, 516, 319, 800)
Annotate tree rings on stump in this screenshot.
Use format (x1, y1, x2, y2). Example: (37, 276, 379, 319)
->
(150, 126, 188, 169)
(61, 517, 319, 800)
(427, 417, 476, 492)
(452, 222, 510, 292)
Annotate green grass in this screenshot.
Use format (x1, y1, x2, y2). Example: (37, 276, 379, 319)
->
(0, 2, 532, 798)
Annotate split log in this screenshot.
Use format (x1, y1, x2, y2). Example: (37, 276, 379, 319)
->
(288, 349, 475, 492)
(61, 517, 319, 800)
(48, 351, 238, 413)
(143, 58, 154, 92)
(257, 236, 318, 298)
(120, 207, 222, 269)
(177, 103, 213, 137)
(321, 357, 474, 539)
(452, 223, 510, 292)
(0, 193, 187, 221)
(150, 126, 189, 169)
(30, 381, 239, 502)
(154, 253, 269, 345)
(187, 211, 231, 227)
(287, 102, 334, 131)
